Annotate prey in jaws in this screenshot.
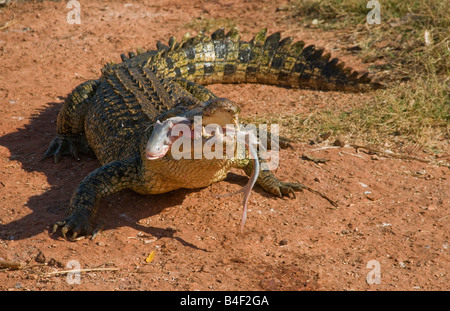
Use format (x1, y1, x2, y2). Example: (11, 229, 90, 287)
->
(145, 111, 260, 231)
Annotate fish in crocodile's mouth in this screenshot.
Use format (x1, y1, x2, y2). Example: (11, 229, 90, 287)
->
(145, 97, 259, 231)
(145, 98, 240, 160)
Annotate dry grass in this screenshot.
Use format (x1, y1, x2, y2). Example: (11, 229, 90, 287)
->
(247, 75, 448, 152)
(251, 0, 449, 153)
(183, 17, 237, 33)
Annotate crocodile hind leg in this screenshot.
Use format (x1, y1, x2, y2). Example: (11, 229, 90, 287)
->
(43, 79, 99, 163)
(53, 158, 138, 240)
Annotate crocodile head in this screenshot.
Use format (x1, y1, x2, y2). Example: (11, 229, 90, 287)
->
(144, 97, 259, 231)
(145, 98, 240, 160)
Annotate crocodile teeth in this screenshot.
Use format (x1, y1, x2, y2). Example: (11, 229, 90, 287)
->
(202, 126, 208, 137)
(214, 126, 222, 138)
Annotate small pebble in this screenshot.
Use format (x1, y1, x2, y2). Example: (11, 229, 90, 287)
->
(333, 139, 345, 147)
(279, 239, 288, 246)
(366, 194, 375, 201)
(47, 258, 64, 268)
(35, 251, 46, 264)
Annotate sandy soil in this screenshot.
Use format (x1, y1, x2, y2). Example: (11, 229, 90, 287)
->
(0, 0, 448, 291)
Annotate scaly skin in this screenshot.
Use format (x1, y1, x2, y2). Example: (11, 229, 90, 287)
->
(148, 28, 382, 92)
(45, 28, 380, 240)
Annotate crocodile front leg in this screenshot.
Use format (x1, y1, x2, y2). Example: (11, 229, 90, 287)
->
(53, 158, 138, 240)
(241, 156, 306, 198)
(236, 154, 337, 207)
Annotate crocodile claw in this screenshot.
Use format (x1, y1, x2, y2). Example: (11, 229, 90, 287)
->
(269, 181, 306, 198)
(52, 211, 93, 241)
(43, 134, 93, 163)
(43, 135, 80, 163)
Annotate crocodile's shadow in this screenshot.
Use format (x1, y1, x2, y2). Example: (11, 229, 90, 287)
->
(0, 101, 213, 251)
(0, 100, 278, 250)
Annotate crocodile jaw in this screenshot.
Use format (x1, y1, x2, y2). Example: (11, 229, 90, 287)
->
(145, 98, 240, 160)
(145, 121, 236, 160)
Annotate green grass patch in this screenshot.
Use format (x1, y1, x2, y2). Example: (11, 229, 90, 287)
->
(291, 0, 449, 76)
(291, 0, 449, 29)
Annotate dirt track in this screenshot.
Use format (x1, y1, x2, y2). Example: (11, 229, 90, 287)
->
(0, 0, 448, 290)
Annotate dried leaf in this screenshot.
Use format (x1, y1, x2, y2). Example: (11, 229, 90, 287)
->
(302, 153, 329, 163)
(145, 251, 155, 263)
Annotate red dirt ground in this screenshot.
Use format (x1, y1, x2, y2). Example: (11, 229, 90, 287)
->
(0, 0, 448, 291)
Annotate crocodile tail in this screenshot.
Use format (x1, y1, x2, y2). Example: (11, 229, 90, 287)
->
(149, 28, 383, 92)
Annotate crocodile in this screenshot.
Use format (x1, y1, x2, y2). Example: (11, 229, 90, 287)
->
(44, 28, 381, 240)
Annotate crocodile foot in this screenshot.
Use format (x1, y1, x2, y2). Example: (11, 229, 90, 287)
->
(52, 211, 93, 241)
(268, 181, 306, 198)
(43, 134, 93, 163)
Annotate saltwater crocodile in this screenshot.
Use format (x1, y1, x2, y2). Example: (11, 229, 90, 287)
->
(44, 28, 381, 240)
